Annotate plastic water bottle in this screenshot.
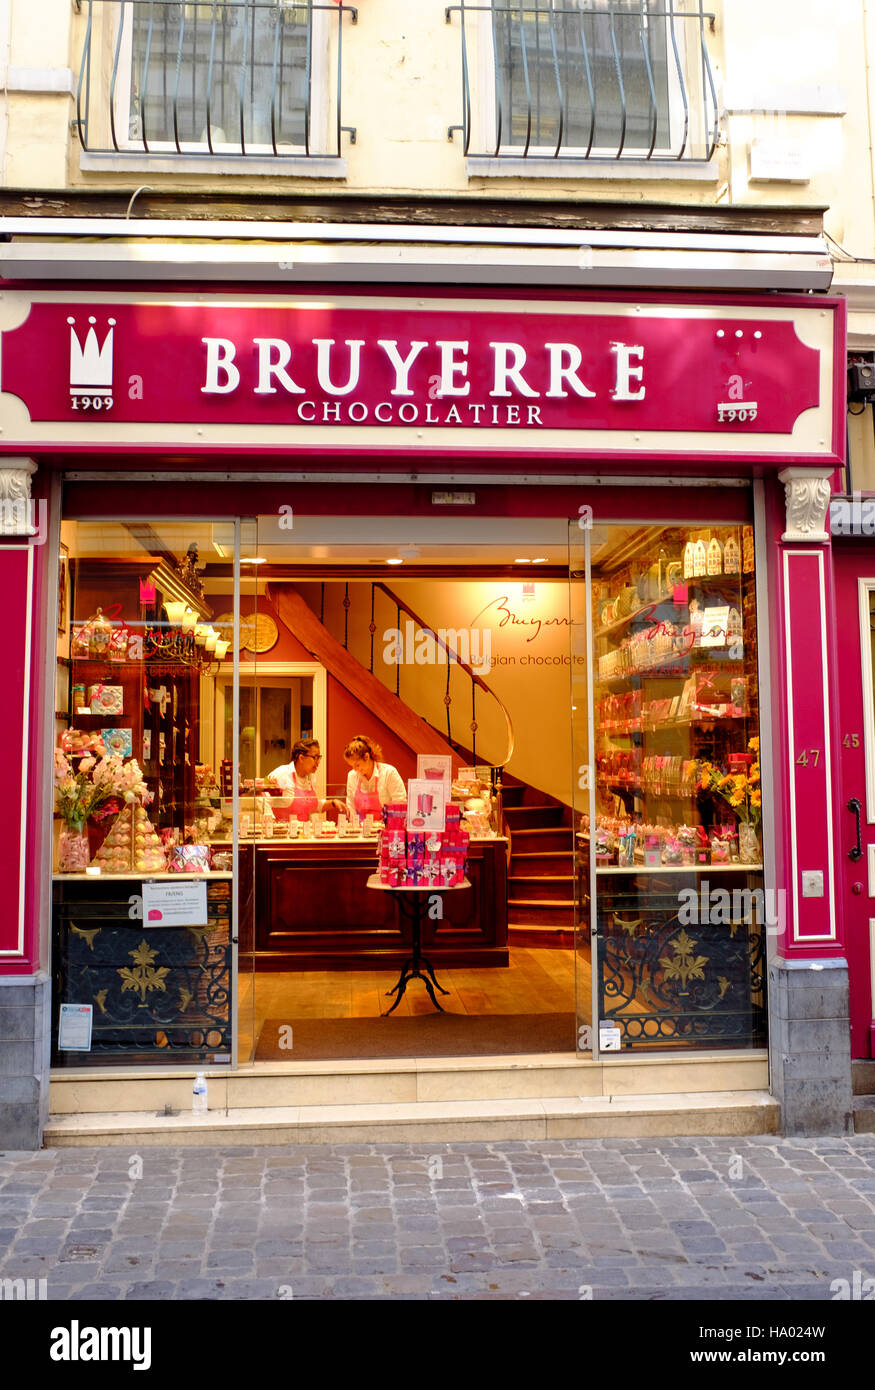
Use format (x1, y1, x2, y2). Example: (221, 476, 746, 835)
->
(192, 1072, 208, 1116)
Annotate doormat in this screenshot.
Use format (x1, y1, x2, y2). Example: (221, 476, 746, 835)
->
(254, 1012, 577, 1061)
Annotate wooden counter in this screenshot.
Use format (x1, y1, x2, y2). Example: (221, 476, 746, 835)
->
(231, 837, 509, 970)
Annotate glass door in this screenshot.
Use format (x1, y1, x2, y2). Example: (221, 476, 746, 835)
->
(234, 509, 573, 1064)
(570, 517, 597, 1055)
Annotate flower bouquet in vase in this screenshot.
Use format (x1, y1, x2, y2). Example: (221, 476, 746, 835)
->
(54, 744, 156, 873)
(697, 737, 762, 864)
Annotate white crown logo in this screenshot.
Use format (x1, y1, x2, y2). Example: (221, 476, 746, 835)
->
(67, 315, 115, 395)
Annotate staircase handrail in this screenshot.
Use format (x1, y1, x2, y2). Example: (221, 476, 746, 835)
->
(375, 581, 515, 769)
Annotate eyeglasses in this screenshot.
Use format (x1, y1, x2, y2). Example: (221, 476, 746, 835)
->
(307, 752, 322, 762)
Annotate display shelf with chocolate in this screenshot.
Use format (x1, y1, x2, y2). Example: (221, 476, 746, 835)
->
(595, 592, 680, 642)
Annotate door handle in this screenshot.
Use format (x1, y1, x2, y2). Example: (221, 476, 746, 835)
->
(848, 797, 863, 862)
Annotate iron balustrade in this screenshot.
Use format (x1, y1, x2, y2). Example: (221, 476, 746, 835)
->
(75, 0, 357, 159)
(446, 0, 718, 162)
(318, 578, 514, 781)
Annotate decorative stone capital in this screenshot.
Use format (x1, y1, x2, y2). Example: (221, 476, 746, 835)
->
(0, 457, 38, 536)
(778, 467, 833, 543)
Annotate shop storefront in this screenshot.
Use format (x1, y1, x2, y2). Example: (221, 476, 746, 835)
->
(0, 283, 849, 1142)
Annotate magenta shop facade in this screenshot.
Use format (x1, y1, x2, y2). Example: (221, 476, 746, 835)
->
(0, 283, 854, 1142)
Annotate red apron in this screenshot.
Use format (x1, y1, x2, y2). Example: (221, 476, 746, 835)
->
(353, 773, 382, 818)
(278, 771, 318, 821)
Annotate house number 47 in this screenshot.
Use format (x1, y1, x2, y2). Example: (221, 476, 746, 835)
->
(796, 748, 821, 767)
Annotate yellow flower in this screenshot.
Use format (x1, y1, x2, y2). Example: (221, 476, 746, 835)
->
(748, 737, 759, 752)
(751, 790, 761, 806)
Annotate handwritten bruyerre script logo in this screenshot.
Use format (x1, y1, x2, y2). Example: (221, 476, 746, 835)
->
(68, 315, 115, 412)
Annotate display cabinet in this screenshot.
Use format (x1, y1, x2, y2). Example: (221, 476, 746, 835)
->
(581, 524, 766, 1050)
(61, 558, 213, 865)
(52, 536, 232, 1065)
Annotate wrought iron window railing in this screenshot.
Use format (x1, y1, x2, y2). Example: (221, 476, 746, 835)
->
(446, 0, 718, 162)
(75, 0, 357, 159)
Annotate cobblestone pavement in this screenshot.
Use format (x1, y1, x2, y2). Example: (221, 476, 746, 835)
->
(1, 1136, 875, 1300)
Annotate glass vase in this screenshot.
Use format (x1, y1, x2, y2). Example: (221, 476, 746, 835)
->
(738, 821, 762, 865)
(58, 822, 89, 873)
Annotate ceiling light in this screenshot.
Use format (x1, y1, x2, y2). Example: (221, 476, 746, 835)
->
(514, 558, 531, 564)
(532, 557, 548, 564)
(163, 599, 186, 625)
(387, 557, 404, 566)
(241, 556, 267, 564)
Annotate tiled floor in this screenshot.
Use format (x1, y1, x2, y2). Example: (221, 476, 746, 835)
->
(237, 946, 579, 1057)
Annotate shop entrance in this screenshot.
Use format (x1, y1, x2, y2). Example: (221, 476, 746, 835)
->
(50, 493, 769, 1071)
(833, 542, 875, 1059)
(237, 512, 581, 1063)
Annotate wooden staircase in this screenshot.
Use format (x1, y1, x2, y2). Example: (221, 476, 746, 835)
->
(270, 584, 457, 758)
(270, 583, 579, 952)
(503, 784, 577, 949)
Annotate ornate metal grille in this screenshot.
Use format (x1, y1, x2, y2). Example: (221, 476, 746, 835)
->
(52, 880, 232, 1064)
(447, 1, 718, 161)
(76, 0, 357, 158)
(588, 875, 767, 1048)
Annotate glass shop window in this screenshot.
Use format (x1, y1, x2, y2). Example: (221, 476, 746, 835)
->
(52, 519, 235, 1067)
(582, 520, 767, 1051)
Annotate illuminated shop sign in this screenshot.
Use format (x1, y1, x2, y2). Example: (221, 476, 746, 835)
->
(0, 291, 843, 460)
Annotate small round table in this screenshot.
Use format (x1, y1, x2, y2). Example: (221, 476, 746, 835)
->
(366, 874, 471, 1015)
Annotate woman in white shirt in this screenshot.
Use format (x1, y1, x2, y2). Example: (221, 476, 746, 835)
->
(344, 735, 406, 819)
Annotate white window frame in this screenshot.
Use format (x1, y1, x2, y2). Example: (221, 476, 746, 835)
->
(476, 0, 698, 162)
(212, 662, 327, 792)
(110, 0, 333, 159)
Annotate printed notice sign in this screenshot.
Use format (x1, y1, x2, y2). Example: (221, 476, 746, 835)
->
(599, 1020, 622, 1052)
(58, 1004, 93, 1052)
(142, 880, 208, 927)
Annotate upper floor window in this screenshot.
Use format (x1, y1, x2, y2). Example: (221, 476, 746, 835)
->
(448, 0, 719, 163)
(129, 0, 310, 149)
(76, 0, 356, 161)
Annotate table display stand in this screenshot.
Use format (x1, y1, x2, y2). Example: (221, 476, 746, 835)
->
(366, 874, 470, 1015)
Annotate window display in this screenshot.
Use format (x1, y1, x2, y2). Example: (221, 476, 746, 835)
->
(587, 524, 760, 869)
(576, 522, 766, 1052)
(52, 522, 234, 1067)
